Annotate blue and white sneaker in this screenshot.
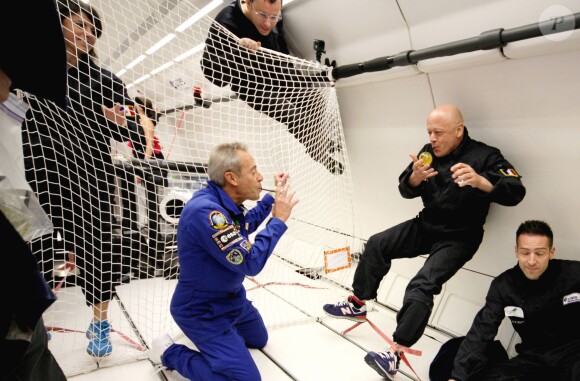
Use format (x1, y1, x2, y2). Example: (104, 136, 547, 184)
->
(323, 296, 367, 321)
(364, 350, 400, 380)
(86, 320, 112, 357)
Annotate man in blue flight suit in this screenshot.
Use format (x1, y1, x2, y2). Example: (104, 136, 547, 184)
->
(149, 142, 298, 381)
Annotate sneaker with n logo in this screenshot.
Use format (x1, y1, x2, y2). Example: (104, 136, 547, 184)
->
(364, 350, 400, 380)
(323, 296, 367, 321)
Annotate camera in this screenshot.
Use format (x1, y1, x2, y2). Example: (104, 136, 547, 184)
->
(313, 39, 326, 63)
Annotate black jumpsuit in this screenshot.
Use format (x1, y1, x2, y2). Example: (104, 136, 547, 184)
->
(451, 259, 580, 381)
(352, 127, 526, 347)
(22, 56, 141, 306)
(201, 0, 341, 173)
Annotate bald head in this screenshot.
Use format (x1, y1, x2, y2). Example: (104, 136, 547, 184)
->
(428, 104, 464, 126)
(426, 104, 465, 157)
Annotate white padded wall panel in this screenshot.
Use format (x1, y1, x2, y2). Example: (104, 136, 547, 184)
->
(428, 50, 580, 120)
(496, 318, 519, 355)
(399, 0, 580, 51)
(338, 74, 434, 240)
(430, 269, 493, 336)
(283, 0, 412, 65)
(434, 294, 483, 337)
(430, 268, 517, 349)
(503, 30, 580, 59)
(376, 258, 424, 310)
(506, 331, 522, 358)
(375, 257, 444, 313)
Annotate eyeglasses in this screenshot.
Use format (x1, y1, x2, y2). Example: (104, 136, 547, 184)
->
(249, 1, 282, 22)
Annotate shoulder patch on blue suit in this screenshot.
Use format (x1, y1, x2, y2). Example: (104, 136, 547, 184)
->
(208, 210, 229, 229)
(212, 225, 243, 251)
(226, 249, 244, 265)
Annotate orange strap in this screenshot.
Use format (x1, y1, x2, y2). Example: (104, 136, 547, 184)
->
(49, 250, 145, 352)
(46, 326, 146, 352)
(365, 319, 422, 356)
(399, 351, 423, 381)
(53, 252, 76, 294)
(342, 319, 423, 381)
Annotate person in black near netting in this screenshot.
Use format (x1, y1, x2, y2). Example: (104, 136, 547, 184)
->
(21, 0, 146, 358)
(202, 0, 344, 175)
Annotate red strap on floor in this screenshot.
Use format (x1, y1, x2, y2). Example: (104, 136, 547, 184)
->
(49, 253, 145, 352)
(246, 280, 327, 291)
(342, 319, 423, 381)
(399, 351, 423, 381)
(53, 252, 76, 294)
(46, 326, 146, 352)
(111, 328, 146, 352)
(365, 319, 422, 356)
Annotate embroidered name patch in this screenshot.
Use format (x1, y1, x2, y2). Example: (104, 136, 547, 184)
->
(504, 306, 524, 318)
(563, 292, 580, 306)
(499, 168, 519, 177)
(208, 210, 228, 230)
(212, 225, 243, 251)
(226, 249, 244, 265)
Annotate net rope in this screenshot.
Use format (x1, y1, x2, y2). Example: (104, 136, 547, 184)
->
(20, 0, 363, 376)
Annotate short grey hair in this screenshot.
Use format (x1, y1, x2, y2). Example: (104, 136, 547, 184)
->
(208, 142, 248, 187)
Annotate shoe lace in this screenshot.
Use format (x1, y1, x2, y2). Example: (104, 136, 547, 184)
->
(336, 299, 352, 307)
(378, 351, 398, 372)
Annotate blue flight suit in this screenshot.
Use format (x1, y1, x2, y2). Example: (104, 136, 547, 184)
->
(163, 181, 287, 381)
